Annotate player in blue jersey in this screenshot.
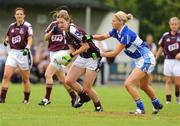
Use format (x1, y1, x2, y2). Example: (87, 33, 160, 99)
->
(83, 11, 163, 114)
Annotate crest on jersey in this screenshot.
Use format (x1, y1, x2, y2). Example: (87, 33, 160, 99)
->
(75, 31, 82, 37)
(11, 29, 14, 33)
(166, 38, 170, 42)
(20, 28, 24, 34)
(177, 37, 180, 42)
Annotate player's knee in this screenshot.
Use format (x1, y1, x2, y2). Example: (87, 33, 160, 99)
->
(65, 78, 73, 86)
(139, 85, 147, 91)
(45, 72, 52, 80)
(83, 86, 91, 94)
(3, 73, 11, 81)
(124, 82, 130, 89)
(22, 79, 30, 84)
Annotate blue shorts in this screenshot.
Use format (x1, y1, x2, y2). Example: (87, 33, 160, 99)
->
(135, 52, 156, 74)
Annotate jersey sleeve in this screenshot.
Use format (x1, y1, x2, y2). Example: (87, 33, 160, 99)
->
(108, 28, 116, 37)
(7, 26, 11, 36)
(45, 22, 54, 33)
(28, 24, 33, 36)
(158, 36, 164, 48)
(69, 25, 84, 42)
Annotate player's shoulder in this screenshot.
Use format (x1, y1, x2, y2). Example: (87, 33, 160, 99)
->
(49, 21, 58, 26)
(162, 32, 169, 37)
(24, 21, 32, 27)
(69, 23, 78, 34)
(8, 22, 16, 28)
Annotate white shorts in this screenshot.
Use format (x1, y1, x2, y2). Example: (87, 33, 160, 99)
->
(164, 59, 180, 76)
(6, 49, 33, 70)
(135, 51, 156, 74)
(73, 55, 101, 71)
(50, 50, 68, 71)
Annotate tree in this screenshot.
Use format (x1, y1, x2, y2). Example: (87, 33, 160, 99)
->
(97, 0, 180, 43)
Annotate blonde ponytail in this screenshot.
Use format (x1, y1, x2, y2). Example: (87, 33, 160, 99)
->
(114, 11, 133, 23)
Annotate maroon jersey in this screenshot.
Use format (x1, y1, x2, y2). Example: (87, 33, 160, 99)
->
(45, 21, 69, 52)
(159, 30, 180, 59)
(66, 23, 100, 58)
(7, 21, 33, 49)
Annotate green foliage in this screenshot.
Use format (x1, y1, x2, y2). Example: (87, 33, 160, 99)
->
(97, 0, 180, 43)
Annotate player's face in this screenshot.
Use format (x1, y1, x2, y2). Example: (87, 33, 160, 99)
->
(146, 34, 153, 44)
(58, 18, 69, 31)
(14, 10, 25, 22)
(169, 20, 180, 33)
(112, 16, 122, 30)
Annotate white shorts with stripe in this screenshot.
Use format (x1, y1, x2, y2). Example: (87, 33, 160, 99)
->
(135, 51, 156, 74)
(73, 55, 101, 71)
(164, 59, 180, 76)
(50, 50, 68, 71)
(6, 49, 33, 70)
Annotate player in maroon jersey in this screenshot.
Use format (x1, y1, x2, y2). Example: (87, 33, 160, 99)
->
(156, 17, 180, 104)
(0, 7, 33, 104)
(57, 11, 103, 112)
(38, 9, 77, 106)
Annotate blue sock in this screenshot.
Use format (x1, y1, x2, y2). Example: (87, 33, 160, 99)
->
(135, 99, 144, 111)
(152, 98, 160, 108)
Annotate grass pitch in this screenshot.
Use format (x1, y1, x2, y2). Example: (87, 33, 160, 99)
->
(0, 83, 180, 126)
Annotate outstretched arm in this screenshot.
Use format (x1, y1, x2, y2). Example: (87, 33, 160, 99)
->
(102, 43, 125, 58)
(92, 33, 110, 41)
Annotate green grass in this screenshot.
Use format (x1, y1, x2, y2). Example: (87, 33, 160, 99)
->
(0, 84, 180, 126)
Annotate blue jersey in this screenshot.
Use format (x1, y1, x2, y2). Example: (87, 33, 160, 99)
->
(109, 25, 149, 59)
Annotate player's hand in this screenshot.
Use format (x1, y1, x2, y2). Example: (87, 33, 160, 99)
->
(22, 48, 29, 56)
(3, 40, 8, 47)
(62, 53, 73, 65)
(82, 35, 93, 42)
(51, 26, 60, 34)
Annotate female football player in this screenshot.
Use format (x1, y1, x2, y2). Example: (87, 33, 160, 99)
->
(57, 11, 103, 112)
(156, 17, 180, 104)
(0, 7, 33, 104)
(38, 9, 77, 106)
(83, 11, 163, 114)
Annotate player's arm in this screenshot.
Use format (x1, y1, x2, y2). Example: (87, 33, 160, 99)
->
(27, 35, 33, 49)
(155, 47, 163, 60)
(44, 32, 52, 41)
(68, 44, 75, 53)
(71, 42, 89, 56)
(102, 43, 125, 57)
(92, 33, 110, 41)
(3, 36, 9, 46)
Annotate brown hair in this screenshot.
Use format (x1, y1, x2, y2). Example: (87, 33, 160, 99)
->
(14, 7, 25, 14)
(57, 10, 71, 22)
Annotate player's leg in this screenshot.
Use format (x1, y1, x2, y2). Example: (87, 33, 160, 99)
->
(65, 65, 91, 107)
(124, 67, 146, 114)
(0, 52, 17, 103)
(163, 59, 173, 104)
(39, 64, 56, 105)
(140, 74, 163, 114)
(21, 69, 31, 104)
(65, 64, 85, 92)
(174, 76, 180, 104)
(173, 60, 180, 104)
(83, 69, 103, 112)
(55, 71, 77, 106)
(165, 76, 173, 104)
(0, 65, 15, 103)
